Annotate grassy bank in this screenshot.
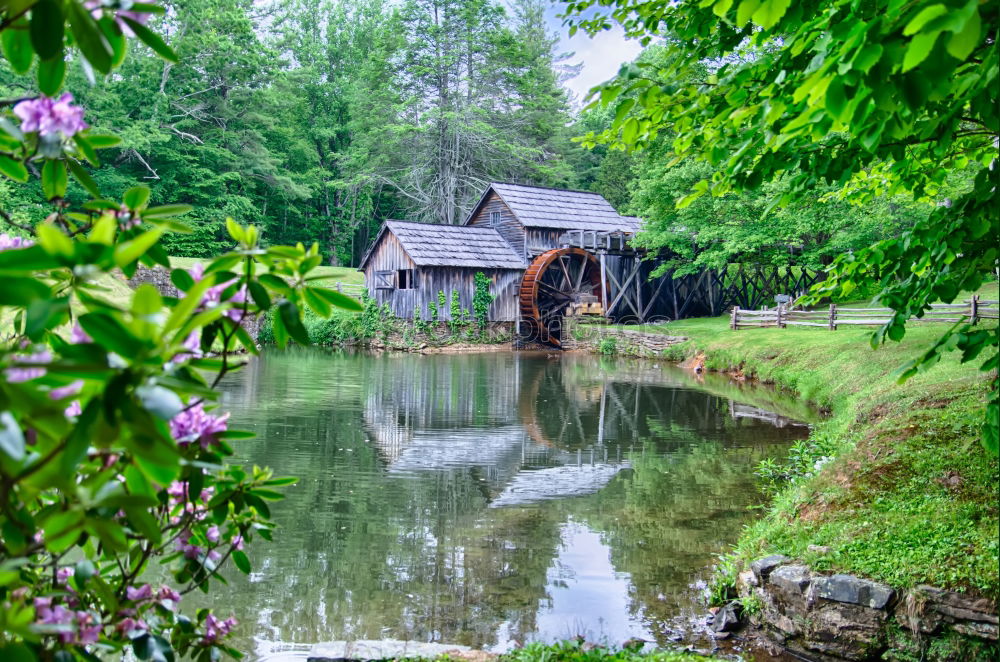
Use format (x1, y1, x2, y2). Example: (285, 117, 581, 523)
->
(634, 304, 998, 602)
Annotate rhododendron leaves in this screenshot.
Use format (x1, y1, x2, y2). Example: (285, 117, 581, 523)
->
(29, 0, 64, 60)
(37, 56, 66, 96)
(0, 19, 32, 74)
(0, 156, 28, 183)
(121, 16, 178, 63)
(68, 0, 114, 74)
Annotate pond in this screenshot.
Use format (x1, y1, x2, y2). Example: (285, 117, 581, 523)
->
(208, 349, 817, 660)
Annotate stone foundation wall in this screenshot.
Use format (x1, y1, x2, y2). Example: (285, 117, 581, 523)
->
(561, 321, 687, 356)
(128, 265, 265, 341)
(739, 555, 998, 661)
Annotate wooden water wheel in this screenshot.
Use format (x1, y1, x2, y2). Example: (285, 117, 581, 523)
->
(519, 247, 602, 347)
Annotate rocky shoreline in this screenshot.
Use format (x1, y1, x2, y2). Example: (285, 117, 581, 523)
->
(702, 554, 998, 661)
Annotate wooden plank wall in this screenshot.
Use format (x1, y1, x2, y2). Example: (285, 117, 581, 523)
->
(417, 267, 521, 322)
(467, 191, 526, 259)
(363, 231, 419, 316)
(524, 228, 564, 256)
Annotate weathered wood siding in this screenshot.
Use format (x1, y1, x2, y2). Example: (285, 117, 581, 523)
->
(363, 231, 421, 316)
(524, 228, 565, 256)
(416, 267, 521, 322)
(468, 192, 526, 259)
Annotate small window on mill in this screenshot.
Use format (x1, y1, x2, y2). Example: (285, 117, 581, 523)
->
(397, 269, 415, 290)
(490, 211, 501, 226)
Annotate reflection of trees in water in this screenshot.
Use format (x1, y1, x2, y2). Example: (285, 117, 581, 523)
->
(212, 349, 810, 651)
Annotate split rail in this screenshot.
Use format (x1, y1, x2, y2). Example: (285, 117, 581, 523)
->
(731, 296, 998, 330)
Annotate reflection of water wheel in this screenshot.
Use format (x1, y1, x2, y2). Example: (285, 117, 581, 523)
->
(519, 248, 602, 347)
(517, 361, 594, 449)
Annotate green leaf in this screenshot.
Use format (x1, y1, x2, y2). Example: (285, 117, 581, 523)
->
(902, 31, 939, 72)
(278, 299, 309, 345)
(136, 384, 183, 420)
(903, 4, 947, 35)
(132, 633, 175, 662)
(123, 185, 151, 210)
(621, 117, 639, 144)
(114, 229, 164, 268)
(310, 286, 364, 312)
(824, 77, 847, 121)
(852, 43, 883, 73)
(67, 0, 113, 74)
(85, 133, 122, 149)
(78, 312, 146, 357)
(247, 281, 271, 309)
(736, 0, 761, 26)
(41, 159, 67, 199)
(36, 223, 73, 257)
(0, 275, 50, 306)
(66, 159, 101, 197)
(98, 15, 127, 68)
(225, 218, 245, 242)
(170, 268, 195, 292)
(0, 156, 29, 183)
(712, 0, 734, 18)
(30, 0, 64, 60)
(25, 297, 69, 340)
(302, 287, 331, 317)
(37, 56, 66, 96)
(946, 9, 980, 61)
(74, 559, 97, 586)
(143, 204, 193, 219)
(258, 273, 291, 293)
(231, 549, 251, 574)
(752, 0, 789, 29)
(120, 17, 178, 63)
(1, 20, 33, 74)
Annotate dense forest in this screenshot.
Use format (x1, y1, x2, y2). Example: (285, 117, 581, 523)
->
(0, 0, 972, 269)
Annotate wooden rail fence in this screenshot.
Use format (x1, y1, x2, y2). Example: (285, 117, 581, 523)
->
(332, 282, 366, 298)
(731, 296, 999, 330)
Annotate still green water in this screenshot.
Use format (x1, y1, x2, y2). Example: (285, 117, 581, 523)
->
(211, 349, 816, 659)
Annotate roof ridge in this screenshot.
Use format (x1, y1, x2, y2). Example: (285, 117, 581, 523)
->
(491, 181, 609, 197)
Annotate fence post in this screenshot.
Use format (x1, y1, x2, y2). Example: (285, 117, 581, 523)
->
(971, 295, 979, 325)
(778, 304, 786, 329)
(731, 306, 738, 330)
(337, 282, 343, 294)
(828, 303, 837, 331)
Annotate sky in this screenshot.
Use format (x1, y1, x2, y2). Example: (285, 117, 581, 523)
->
(542, 4, 645, 105)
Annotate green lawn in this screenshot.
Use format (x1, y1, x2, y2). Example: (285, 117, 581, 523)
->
(634, 297, 998, 601)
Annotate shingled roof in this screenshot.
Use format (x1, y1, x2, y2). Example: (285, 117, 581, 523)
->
(360, 220, 524, 269)
(474, 182, 642, 232)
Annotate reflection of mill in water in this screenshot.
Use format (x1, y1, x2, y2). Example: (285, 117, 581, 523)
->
(360, 355, 808, 508)
(361, 356, 635, 507)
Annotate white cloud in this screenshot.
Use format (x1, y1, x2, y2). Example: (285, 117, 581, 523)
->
(544, 6, 644, 106)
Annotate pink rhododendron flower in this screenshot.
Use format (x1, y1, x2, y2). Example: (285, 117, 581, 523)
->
(83, 0, 153, 37)
(206, 525, 221, 543)
(202, 613, 237, 643)
(176, 530, 203, 560)
(125, 584, 153, 602)
(70, 323, 92, 344)
(13, 94, 88, 137)
(116, 616, 149, 636)
(64, 401, 82, 418)
(169, 403, 229, 449)
(188, 263, 248, 323)
(50, 380, 84, 400)
(0, 234, 33, 250)
(5, 348, 51, 383)
(157, 585, 181, 606)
